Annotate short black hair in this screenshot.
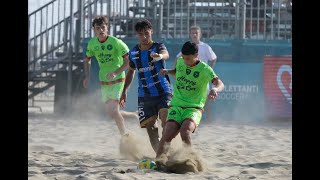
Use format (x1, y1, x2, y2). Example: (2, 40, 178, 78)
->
(92, 16, 109, 27)
(181, 41, 198, 55)
(134, 19, 153, 32)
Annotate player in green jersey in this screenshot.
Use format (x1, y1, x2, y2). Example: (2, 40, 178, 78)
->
(156, 41, 225, 165)
(83, 16, 137, 136)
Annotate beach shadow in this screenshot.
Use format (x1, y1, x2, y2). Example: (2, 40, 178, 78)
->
(221, 162, 285, 169)
(245, 162, 285, 169)
(42, 169, 86, 175)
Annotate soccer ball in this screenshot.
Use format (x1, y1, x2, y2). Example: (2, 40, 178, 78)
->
(137, 159, 158, 170)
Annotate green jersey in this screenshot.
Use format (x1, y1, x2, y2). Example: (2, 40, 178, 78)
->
(86, 35, 129, 82)
(170, 57, 218, 109)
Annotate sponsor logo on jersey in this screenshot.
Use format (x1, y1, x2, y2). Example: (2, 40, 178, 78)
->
(141, 80, 160, 88)
(177, 65, 184, 72)
(193, 71, 200, 78)
(139, 66, 155, 72)
(107, 44, 113, 50)
(176, 76, 196, 86)
(186, 69, 191, 75)
(97, 53, 112, 63)
(131, 51, 139, 55)
(140, 73, 159, 80)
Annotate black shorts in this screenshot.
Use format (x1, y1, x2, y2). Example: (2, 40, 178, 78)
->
(138, 93, 172, 128)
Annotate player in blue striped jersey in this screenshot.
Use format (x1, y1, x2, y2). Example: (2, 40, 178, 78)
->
(120, 19, 172, 152)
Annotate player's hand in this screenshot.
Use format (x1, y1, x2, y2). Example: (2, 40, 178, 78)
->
(151, 53, 163, 62)
(106, 72, 116, 80)
(208, 88, 218, 100)
(159, 69, 168, 76)
(119, 91, 127, 108)
(83, 77, 89, 88)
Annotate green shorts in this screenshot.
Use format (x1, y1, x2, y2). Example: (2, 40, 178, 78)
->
(166, 107, 203, 127)
(100, 81, 124, 103)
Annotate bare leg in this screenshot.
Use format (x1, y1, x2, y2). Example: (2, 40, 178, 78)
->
(180, 120, 196, 146)
(156, 121, 180, 159)
(105, 100, 127, 135)
(158, 108, 168, 129)
(120, 110, 139, 120)
(146, 118, 160, 153)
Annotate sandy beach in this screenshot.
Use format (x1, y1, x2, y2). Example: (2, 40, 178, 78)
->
(28, 109, 291, 180)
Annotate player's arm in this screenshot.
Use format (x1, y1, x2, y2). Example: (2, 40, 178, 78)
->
(159, 42, 169, 60)
(151, 50, 169, 62)
(83, 56, 91, 88)
(123, 66, 135, 93)
(208, 77, 224, 100)
(207, 56, 217, 90)
(85, 56, 91, 78)
(208, 46, 217, 68)
(158, 49, 169, 60)
(167, 68, 176, 76)
(151, 43, 170, 62)
(84, 41, 94, 88)
(107, 54, 129, 80)
(208, 58, 216, 68)
(120, 66, 136, 107)
(116, 54, 130, 74)
(107, 39, 130, 80)
(212, 77, 224, 93)
(159, 68, 176, 77)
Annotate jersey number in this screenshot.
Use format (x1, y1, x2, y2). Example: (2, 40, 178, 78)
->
(138, 107, 145, 118)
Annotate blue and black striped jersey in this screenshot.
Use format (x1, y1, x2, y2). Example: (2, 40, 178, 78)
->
(129, 42, 172, 97)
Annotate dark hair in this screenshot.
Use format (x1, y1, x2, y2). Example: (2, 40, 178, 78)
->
(92, 16, 109, 27)
(181, 41, 198, 55)
(134, 19, 153, 32)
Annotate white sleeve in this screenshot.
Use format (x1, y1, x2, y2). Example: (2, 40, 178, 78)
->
(206, 45, 217, 62)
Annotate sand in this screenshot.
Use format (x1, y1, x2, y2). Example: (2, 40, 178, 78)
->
(28, 111, 292, 180)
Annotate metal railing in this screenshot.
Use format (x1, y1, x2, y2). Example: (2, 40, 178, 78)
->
(28, 0, 76, 110)
(70, 0, 292, 40)
(29, 0, 292, 75)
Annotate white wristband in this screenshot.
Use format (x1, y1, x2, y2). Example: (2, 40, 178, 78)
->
(153, 54, 163, 61)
